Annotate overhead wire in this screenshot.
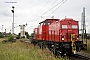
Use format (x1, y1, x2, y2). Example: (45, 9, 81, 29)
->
(31, 0, 67, 27)
(41, 0, 58, 18)
(31, 0, 51, 22)
(51, 0, 58, 6)
(38, 0, 51, 11)
(85, 8, 90, 13)
(47, 0, 67, 18)
(29, 0, 67, 33)
(41, 0, 65, 16)
(32, 0, 64, 22)
(43, 0, 58, 12)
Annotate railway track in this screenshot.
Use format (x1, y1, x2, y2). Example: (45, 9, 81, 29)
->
(70, 52, 90, 60)
(19, 39, 90, 60)
(19, 39, 30, 43)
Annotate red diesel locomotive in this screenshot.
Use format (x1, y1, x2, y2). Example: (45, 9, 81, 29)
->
(32, 18, 86, 56)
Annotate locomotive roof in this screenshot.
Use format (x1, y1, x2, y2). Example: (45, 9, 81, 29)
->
(61, 18, 77, 21)
(39, 19, 59, 24)
(39, 18, 78, 24)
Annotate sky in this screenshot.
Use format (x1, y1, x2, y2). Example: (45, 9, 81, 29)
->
(0, 0, 90, 34)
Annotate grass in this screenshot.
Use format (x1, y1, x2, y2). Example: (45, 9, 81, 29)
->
(81, 39, 90, 53)
(87, 47, 90, 53)
(0, 39, 69, 60)
(87, 40, 90, 53)
(0, 38, 90, 60)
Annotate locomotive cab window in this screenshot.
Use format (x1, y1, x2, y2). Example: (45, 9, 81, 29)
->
(44, 20, 50, 25)
(62, 25, 68, 29)
(72, 25, 78, 29)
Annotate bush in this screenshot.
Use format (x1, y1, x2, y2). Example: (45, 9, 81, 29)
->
(0, 34, 4, 38)
(8, 34, 14, 41)
(0, 32, 4, 38)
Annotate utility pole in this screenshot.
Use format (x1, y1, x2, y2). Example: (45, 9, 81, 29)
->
(81, 7, 87, 50)
(11, 6, 15, 35)
(81, 7, 86, 43)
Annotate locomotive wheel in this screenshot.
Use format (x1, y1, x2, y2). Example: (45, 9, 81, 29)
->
(38, 41, 42, 49)
(64, 44, 72, 56)
(54, 48, 60, 58)
(39, 42, 46, 50)
(76, 45, 81, 52)
(33, 42, 36, 46)
(43, 42, 47, 49)
(66, 48, 72, 56)
(78, 46, 81, 52)
(60, 46, 65, 56)
(41, 42, 44, 50)
(51, 46, 58, 57)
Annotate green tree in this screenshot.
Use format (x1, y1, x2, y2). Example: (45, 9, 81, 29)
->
(16, 33, 20, 39)
(30, 33, 34, 38)
(25, 32, 29, 39)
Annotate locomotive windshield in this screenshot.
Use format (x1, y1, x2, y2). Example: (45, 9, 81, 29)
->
(62, 25, 68, 29)
(62, 25, 78, 29)
(72, 25, 78, 29)
(44, 20, 50, 25)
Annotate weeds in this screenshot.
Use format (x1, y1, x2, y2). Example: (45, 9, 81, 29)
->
(87, 40, 90, 53)
(0, 40, 68, 60)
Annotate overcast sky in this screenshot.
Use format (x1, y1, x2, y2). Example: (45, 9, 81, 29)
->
(0, 0, 90, 34)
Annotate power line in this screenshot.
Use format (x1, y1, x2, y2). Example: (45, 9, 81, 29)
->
(37, 0, 58, 20)
(38, 0, 51, 11)
(42, 0, 64, 16)
(47, 0, 58, 10)
(51, 0, 58, 6)
(85, 8, 90, 14)
(31, 0, 51, 22)
(47, 0, 67, 17)
(32, 0, 65, 22)
(31, 0, 67, 28)
(86, 8, 90, 11)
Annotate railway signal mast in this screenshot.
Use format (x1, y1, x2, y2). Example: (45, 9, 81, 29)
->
(19, 24, 27, 38)
(11, 6, 15, 35)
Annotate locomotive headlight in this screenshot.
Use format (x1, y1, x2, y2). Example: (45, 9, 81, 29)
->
(62, 36, 64, 40)
(62, 38, 64, 40)
(77, 38, 79, 40)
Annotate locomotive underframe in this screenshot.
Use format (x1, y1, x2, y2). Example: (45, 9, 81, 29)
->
(31, 39, 85, 56)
